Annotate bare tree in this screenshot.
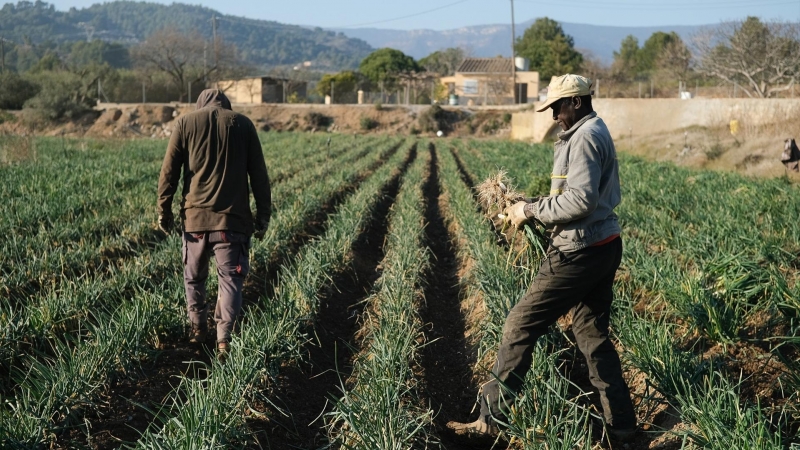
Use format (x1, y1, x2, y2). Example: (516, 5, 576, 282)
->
(132, 28, 238, 101)
(485, 74, 512, 105)
(695, 17, 800, 98)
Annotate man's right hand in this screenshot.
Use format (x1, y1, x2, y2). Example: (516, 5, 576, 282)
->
(253, 218, 269, 240)
(158, 214, 174, 235)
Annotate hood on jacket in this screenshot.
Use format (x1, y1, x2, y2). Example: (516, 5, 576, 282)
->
(195, 89, 232, 110)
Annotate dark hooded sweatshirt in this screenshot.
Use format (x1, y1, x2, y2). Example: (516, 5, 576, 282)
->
(157, 89, 271, 234)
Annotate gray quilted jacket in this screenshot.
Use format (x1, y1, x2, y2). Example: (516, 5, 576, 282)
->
(524, 112, 621, 252)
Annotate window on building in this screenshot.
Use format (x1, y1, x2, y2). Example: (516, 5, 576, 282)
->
(463, 79, 478, 95)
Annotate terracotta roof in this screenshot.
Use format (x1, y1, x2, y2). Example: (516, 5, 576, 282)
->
(456, 57, 514, 74)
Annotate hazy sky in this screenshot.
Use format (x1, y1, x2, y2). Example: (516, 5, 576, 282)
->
(47, 0, 799, 29)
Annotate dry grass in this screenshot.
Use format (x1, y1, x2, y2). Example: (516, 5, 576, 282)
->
(476, 169, 524, 211)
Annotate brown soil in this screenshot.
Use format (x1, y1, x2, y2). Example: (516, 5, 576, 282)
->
(624, 120, 800, 180)
(0, 104, 511, 140)
(418, 143, 483, 449)
(249, 145, 417, 449)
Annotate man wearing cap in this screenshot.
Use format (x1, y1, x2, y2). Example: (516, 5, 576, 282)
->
(157, 89, 271, 357)
(447, 74, 636, 443)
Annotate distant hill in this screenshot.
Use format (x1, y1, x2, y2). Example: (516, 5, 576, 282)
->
(333, 20, 706, 64)
(0, 1, 374, 69)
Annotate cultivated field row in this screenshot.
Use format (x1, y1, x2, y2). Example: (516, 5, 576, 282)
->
(1, 133, 799, 450)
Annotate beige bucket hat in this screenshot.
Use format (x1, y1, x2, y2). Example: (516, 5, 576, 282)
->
(536, 74, 593, 112)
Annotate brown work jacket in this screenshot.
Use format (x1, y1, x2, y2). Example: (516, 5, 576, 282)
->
(157, 90, 271, 234)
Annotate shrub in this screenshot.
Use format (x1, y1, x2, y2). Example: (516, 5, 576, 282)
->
(418, 104, 447, 133)
(0, 72, 40, 110)
(482, 119, 500, 135)
(359, 116, 379, 131)
(22, 71, 91, 123)
(705, 143, 726, 160)
(0, 110, 15, 125)
(502, 112, 512, 124)
(373, 101, 383, 111)
(305, 111, 332, 129)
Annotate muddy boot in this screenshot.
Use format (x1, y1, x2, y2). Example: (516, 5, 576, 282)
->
(188, 324, 207, 344)
(216, 340, 229, 362)
(607, 425, 636, 443)
(446, 419, 499, 446)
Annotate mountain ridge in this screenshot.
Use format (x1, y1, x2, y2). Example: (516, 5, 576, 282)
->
(332, 20, 707, 63)
(0, 1, 373, 69)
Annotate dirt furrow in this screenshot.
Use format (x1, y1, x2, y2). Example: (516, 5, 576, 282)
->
(418, 143, 481, 450)
(76, 143, 405, 450)
(248, 144, 418, 450)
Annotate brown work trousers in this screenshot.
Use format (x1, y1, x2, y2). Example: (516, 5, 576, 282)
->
(478, 237, 636, 430)
(183, 231, 250, 343)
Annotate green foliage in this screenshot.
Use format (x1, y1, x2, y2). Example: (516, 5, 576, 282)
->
(417, 104, 448, 133)
(0, 1, 372, 70)
(612, 31, 686, 78)
(501, 112, 512, 124)
(21, 71, 92, 122)
(0, 72, 39, 110)
(0, 109, 15, 125)
(359, 116, 379, 131)
(515, 17, 583, 82)
(317, 70, 365, 101)
(418, 47, 465, 76)
(305, 111, 332, 129)
(359, 48, 419, 89)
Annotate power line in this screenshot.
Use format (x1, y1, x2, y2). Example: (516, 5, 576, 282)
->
(515, 0, 796, 9)
(337, 0, 471, 28)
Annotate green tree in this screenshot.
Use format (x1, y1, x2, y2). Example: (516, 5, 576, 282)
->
(612, 31, 689, 80)
(612, 35, 642, 78)
(514, 17, 583, 82)
(316, 70, 365, 103)
(0, 71, 39, 109)
(419, 47, 465, 76)
(359, 48, 419, 90)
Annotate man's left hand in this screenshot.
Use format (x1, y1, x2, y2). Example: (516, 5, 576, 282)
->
(158, 214, 174, 234)
(504, 201, 529, 229)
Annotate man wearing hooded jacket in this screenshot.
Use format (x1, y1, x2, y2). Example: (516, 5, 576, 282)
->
(447, 74, 636, 443)
(157, 89, 271, 356)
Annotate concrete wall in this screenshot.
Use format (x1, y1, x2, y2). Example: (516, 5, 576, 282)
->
(512, 98, 800, 142)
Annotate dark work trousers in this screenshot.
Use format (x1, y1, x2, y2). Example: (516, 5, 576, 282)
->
(183, 231, 250, 343)
(478, 237, 636, 429)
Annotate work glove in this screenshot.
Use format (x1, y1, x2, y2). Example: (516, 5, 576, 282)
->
(158, 214, 174, 235)
(253, 218, 269, 240)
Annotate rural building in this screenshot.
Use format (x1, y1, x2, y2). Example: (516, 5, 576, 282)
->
(213, 76, 307, 104)
(440, 57, 539, 105)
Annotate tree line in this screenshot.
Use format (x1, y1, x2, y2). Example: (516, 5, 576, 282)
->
(1, 12, 798, 125)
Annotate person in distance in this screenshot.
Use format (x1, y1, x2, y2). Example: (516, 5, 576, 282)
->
(157, 89, 271, 359)
(447, 74, 637, 444)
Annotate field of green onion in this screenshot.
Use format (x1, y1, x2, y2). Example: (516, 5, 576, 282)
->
(1, 132, 798, 450)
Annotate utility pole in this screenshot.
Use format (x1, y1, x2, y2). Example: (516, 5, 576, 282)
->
(203, 41, 208, 83)
(211, 15, 219, 69)
(510, 0, 517, 104)
(142, 81, 146, 104)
